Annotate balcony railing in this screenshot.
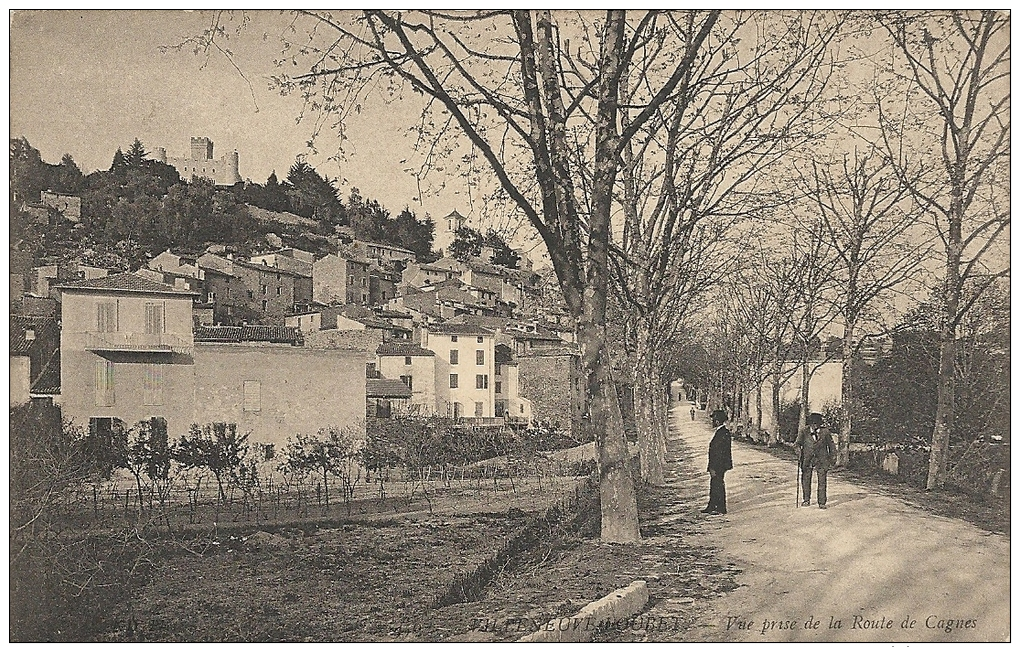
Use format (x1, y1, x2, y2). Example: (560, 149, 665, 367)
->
(84, 332, 192, 353)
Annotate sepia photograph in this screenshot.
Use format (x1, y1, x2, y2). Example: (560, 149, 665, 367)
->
(8, 9, 1010, 642)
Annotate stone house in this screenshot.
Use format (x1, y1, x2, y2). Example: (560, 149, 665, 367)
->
(421, 322, 496, 419)
(56, 274, 366, 448)
(9, 314, 60, 407)
(313, 252, 370, 305)
(375, 341, 439, 416)
(56, 274, 198, 438)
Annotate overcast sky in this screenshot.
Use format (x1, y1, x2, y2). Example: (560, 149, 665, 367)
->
(9, 9, 490, 248)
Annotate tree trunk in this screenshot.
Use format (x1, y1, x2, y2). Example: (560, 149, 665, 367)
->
(755, 376, 764, 438)
(798, 355, 811, 434)
(838, 320, 855, 466)
(582, 9, 639, 542)
(928, 259, 960, 489)
(635, 327, 665, 485)
(586, 337, 640, 542)
(769, 373, 782, 445)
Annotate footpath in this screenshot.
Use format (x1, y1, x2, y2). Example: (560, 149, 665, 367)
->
(645, 405, 1010, 642)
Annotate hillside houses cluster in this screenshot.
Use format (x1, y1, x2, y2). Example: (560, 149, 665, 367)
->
(9, 210, 582, 450)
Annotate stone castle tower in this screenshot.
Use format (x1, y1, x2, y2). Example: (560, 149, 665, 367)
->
(155, 137, 241, 186)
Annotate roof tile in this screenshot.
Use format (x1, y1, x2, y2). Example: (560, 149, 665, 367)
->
(367, 378, 413, 398)
(57, 272, 195, 295)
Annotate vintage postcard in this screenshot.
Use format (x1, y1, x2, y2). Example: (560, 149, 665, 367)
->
(9, 10, 1009, 642)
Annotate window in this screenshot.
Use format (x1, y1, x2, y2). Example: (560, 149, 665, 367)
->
(96, 301, 117, 332)
(400, 375, 413, 390)
(144, 302, 164, 334)
(450, 349, 459, 365)
(476, 374, 488, 389)
(226, 287, 231, 297)
(262, 300, 268, 312)
(476, 350, 485, 365)
(404, 356, 412, 365)
(475, 402, 484, 417)
(261, 285, 268, 295)
(95, 359, 115, 406)
(207, 292, 216, 303)
(248, 290, 254, 299)
(495, 382, 502, 394)
(243, 380, 261, 412)
(261, 444, 275, 461)
(477, 336, 484, 343)
(495, 364, 502, 376)
(276, 286, 282, 295)
(450, 374, 459, 389)
(375, 399, 392, 418)
(451, 335, 458, 342)
(143, 364, 163, 405)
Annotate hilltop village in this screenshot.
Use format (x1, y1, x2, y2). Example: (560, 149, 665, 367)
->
(10, 137, 585, 448)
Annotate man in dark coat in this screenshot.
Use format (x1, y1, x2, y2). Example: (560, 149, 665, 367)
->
(795, 412, 837, 509)
(702, 409, 733, 515)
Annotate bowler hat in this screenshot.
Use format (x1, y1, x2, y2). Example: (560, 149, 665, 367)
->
(807, 412, 824, 426)
(710, 409, 728, 424)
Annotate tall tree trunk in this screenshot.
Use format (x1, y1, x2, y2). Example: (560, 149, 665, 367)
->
(798, 354, 811, 434)
(770, 372, 782, 445)
(755, 376, 764, 439)
(635, 327, 665, 485)
(928, 210, 962, 489)
(581, 9, 639, 542)
(838, 320, 855, 466)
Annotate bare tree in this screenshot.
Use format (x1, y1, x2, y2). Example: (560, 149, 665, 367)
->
(796, 147, 933, 464)
(877, 10, 1010, 489)
(228, 9, 731, 541)
(605, 11, 844, 482)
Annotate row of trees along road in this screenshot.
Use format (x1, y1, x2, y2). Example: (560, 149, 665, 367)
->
(682, 11, 1009, 490)
(189, 10, 1007, 539)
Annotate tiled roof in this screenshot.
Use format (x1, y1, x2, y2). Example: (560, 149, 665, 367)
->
(233, 259, 312, 279)
(428, 322, 494, 336)
(10, 315, 59, 355)
(507, 328, 563, 342)
(31, 349, 60, 395)
(367, 378, 413, 398)
(376, 342, 435, 357)
(376, 309, 414, 320)
(194, 325, 301, 344)
(57, 273, 195, 296)
(340, 304, 394, 329)
(449, 314, 509, 329)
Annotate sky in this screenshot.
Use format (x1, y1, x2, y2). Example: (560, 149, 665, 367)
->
(9, 10, 494, 251)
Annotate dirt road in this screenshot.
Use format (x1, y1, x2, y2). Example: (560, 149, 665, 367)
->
(653, 405, 1010, 642)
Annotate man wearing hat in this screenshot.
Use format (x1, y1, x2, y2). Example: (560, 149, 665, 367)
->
(795, 412, 837, 509)
(702, 409, 733, 515)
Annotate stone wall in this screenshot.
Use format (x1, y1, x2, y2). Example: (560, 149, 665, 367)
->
(517, 352, 583, 437)
(193, 344, 366, 449)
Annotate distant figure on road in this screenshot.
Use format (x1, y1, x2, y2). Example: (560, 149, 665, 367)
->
(702, 409, 732, 515)
(796, 412, 837, 509)
(690, 406, 696, 421)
